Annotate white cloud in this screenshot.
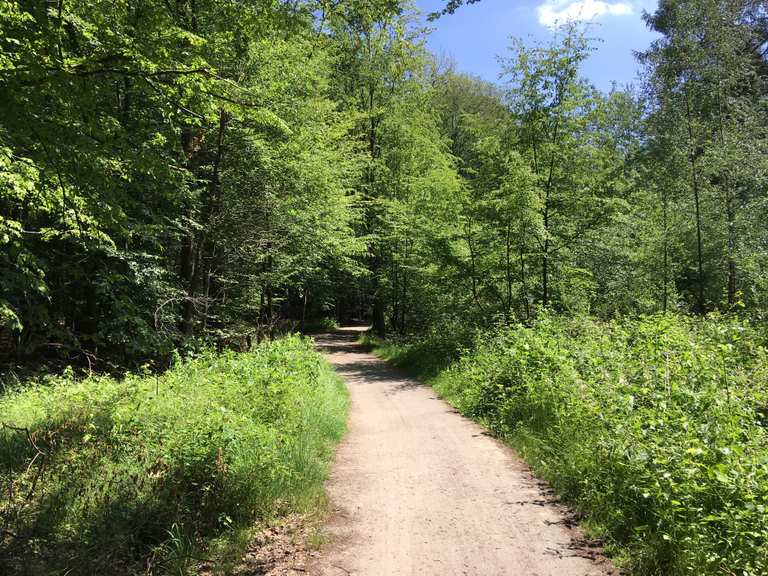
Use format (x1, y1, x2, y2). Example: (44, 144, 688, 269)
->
(537, 0, 635, 28)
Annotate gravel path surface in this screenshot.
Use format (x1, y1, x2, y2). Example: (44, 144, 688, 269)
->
(310, 328, 616, 576)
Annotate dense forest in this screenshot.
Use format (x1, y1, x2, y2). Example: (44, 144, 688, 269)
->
(2, 0, 768, 575)
(2, 0, 765, 369)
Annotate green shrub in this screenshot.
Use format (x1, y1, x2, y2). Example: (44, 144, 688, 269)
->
(361, 317, 476, 380)
(301, 317, 340, 334)
(383, 314, 768, 576)
(0, 336, 348, 575)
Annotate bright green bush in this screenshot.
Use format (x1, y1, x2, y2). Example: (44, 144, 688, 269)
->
(383, 314, 768, 576)
(0, 336, 348, 575)
(361, 317, 476, 380)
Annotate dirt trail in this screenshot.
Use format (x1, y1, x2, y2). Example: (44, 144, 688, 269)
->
(310, 328, 616, 576)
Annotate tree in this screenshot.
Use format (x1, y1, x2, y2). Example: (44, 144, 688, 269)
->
(641, 0, 768, 313)
(325, 0, 435, 336)
(428, 0, 483, 20)
(500, 26, 626, 311)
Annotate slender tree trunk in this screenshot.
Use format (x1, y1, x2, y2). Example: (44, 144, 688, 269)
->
(465, 219, 486, 315)
(372, 270, 386, 337)
(200, 110, 228, 329)
(179, 119, 198, 335)
(257, 291, 265, 343)
(542, 173, 552, 308)
(662, 189, 669, 313)
(726, 191, 736, 306)
(519, 240, 530, 321)
(202, 265, 212, 333)
(530, 124, 546, 309)
(685, 94, 705, 314)
(504, 221, 513, 321)
(390, 243, 399, 331)
(400, 236, 409, 335)
(540, 115, 559, 309)
(177, 0, 202, 335)
(181, 109, 228, 335)
(363, 49, 386, 338)
(542, 232, 550, 307)
(179, 232, 196, 335)
(266, 276, 274, 339)
(300, 288, 308, 332)
(717, 81, 737, 307)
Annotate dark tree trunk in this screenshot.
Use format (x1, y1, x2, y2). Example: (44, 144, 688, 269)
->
(686, 94, 705, 315)
(400, 236, 409, 335)
(180, 109, 227, 335)
(717, 84, 737, 308)
(519, 240, 530, 321)
(662, 189, 669, 313)
(465, 220, 486, 316)
(300, 288, 308, 332)
(540, 114, 559, 309)
(179, 230, 196, 335)
(504, 221, 513, 321)
(726, 189, 736, 306)
(365, 58, 386, 338)
(372, 247, 386, 337)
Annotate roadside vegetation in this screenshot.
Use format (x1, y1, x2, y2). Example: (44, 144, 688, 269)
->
(3, 0, 768, 573)
(0, 336, 348, 575)
(370, 314, 768, 576)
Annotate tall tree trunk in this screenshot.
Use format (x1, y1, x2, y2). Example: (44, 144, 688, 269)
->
(300, 288, 308, 332)
(519, 239, 530, 321)
(685, 93, 705, 314)
(365, 61, 386, 338)
(400, 236, 409, 335)
(542, 232, 550, 307)
(390, 243, 399, 331)
(179, 231, 196, 335)
(465, 219, 486, 315)
(540, 114, 559, 309)
(177, 0, 202, 336)
(662, 188, 669, 313)
(726, 191, 736, 306)
(542, 175, 552, 308)
(179, 125, 197, 335)
(372, 263, 386, 337)
(266, 261, 274, 339)
(504, 221, 513, 321)
(257, 290, 265, 343)
(717, 81, 737, 307)
(181, 109, 228, 335)
(200, 110, 228, 324)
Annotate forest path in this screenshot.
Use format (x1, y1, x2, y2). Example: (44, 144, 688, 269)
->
(310, 327, 616, 576)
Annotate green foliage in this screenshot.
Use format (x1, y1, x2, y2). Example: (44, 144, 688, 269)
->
(301, 317, 340, 334)
(382, 315, 768, 575)
(2, 1, 768, 570)
(361, 316, 476, 379)
(0, 0, 368, 366)
(0, 336, 348, 575)
(640, 0, 768, 314)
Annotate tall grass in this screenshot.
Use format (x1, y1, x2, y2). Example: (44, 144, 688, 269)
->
(0, 336, 348, 575)
(374, 314, 768, 576)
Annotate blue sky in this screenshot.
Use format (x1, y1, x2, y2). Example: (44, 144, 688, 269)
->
(414, 0, 661, 92)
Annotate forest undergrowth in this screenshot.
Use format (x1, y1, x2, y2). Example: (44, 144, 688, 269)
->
(368, 314, 768, 576)
(0, 336, 348, 576)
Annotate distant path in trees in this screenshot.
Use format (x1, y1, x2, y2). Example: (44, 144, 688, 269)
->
(310, 327, 616, 576)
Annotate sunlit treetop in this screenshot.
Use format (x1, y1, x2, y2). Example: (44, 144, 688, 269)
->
(429, 0, 483, 20)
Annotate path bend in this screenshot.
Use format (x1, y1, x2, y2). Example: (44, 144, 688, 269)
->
(311, 328, 616, 576)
